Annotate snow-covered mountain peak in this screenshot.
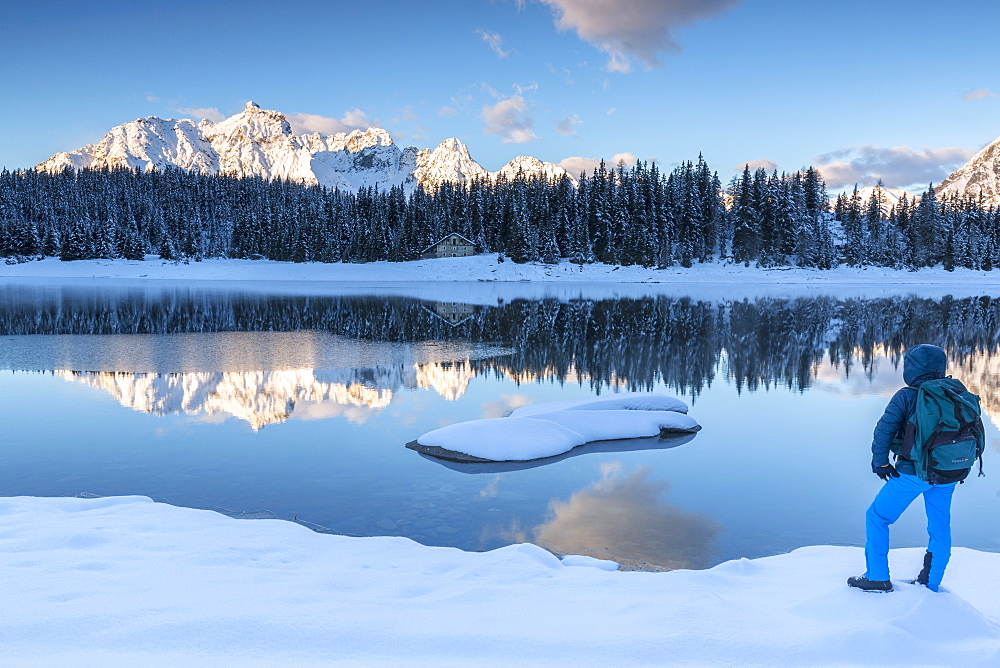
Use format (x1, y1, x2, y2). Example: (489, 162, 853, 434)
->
(202, 101, 292, 141)
(435, 137, 473, 156)
(37, 103, 574, 193)
(343, 127, 394, 152)
(414, 138, 489, 189)
(938, 134, 1000, 207)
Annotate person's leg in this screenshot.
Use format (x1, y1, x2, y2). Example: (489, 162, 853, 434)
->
(865, 474, 923, 581)
(922, 482, 957, 591)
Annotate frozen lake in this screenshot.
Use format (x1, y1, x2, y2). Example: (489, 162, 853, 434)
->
(2, 282, 998, 570)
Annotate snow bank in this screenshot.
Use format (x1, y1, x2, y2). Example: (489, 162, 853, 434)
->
(5, 255, 1000, 293)
(1, 495, 998, 666)
(415, 392, 698, 461)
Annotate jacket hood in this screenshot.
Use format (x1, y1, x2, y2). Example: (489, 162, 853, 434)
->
(903, 344, 947, 386)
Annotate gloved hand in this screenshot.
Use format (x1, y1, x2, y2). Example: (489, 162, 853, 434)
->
(876, 464, 899, 481)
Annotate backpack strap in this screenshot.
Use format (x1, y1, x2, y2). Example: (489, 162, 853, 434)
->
(975, 416, 987, 478)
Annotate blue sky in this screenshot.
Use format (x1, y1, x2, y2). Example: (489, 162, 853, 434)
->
(2, 0, 998, 193)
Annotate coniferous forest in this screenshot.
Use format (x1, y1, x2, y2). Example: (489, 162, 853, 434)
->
(1, 158, 998, 270)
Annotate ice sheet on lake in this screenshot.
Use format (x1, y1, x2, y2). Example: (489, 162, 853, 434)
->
(415, 392, 699, 461)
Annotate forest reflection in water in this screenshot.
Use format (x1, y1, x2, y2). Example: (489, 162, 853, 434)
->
(5, 286, 1000, 425)
(2, 284, 1000, 568)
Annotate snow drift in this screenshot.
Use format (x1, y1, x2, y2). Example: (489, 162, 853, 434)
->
(1, 495, 997, 666)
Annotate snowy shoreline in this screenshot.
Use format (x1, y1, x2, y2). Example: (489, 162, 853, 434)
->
(3, 255, 1000, 287)
(3, 256, 1000, 305)
(2, 495, 998, 665)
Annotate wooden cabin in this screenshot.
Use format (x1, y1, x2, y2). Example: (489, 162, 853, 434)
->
(421, 233, 477, 259)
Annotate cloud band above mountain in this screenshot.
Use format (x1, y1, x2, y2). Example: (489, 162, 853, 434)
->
(285, 109, 378, 136)
(813, 144, 976, 190)
(559, 153, 638, 176)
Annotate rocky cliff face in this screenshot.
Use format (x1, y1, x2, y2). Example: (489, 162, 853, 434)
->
(938, 134, 1000, 206)
(37, 102, 569, 192)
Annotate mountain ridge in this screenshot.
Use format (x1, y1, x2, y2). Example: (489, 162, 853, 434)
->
(938, 134, 1000, 206)
(36, 101, 569, 193)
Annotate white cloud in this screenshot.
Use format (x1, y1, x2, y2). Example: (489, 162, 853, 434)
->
(477, 29, 511, 58)
(285, 113, 347, 135)
(558, 152, 637, 175)
(482, 96, 539, 143)
(736, 158, 778, 173)
(610, 152, 638, 168)
(813, 145, 976, 190)
(175, 107, 226, 122)
(480, 394, 534, 419)
(555, 114, 582, 136)
(341, 108, 376, 128)
(533, 0, 740, 72)
(961, 88, 997, 101)
(438, 106, 459, 118)
(285, 108, 378, 135)
(529, 466, 719, 570)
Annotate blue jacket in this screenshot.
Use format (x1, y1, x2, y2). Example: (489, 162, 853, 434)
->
(871, 344, 948, 474)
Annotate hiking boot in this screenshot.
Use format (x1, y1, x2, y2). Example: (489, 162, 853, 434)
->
(847, 575, 893, 592)
(909, 551, 932, 586)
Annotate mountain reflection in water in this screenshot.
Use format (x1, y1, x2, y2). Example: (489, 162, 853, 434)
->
(5, 288, 1000, 429)
(53, 363, 478, 430)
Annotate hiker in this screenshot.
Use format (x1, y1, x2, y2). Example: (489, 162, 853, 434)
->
(848, 344, 984, 593)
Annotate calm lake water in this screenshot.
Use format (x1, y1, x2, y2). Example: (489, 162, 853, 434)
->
(2, 281, 998, 570)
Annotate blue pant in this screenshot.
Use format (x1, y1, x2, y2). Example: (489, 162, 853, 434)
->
(864, 473, 956, 590)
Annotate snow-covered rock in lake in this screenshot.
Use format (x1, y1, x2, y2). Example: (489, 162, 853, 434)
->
(37, 102, 570, 193)
(939, 133, 1000, 206)
(413, 392, 699, 461)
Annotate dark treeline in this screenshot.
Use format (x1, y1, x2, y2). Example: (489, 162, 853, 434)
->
(3, 160, 995, 269)
(3, 289, 1000, 395)
(833, 185, 1000, 270)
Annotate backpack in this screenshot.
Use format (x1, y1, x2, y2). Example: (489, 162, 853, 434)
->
(893, 377, 986, 484)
